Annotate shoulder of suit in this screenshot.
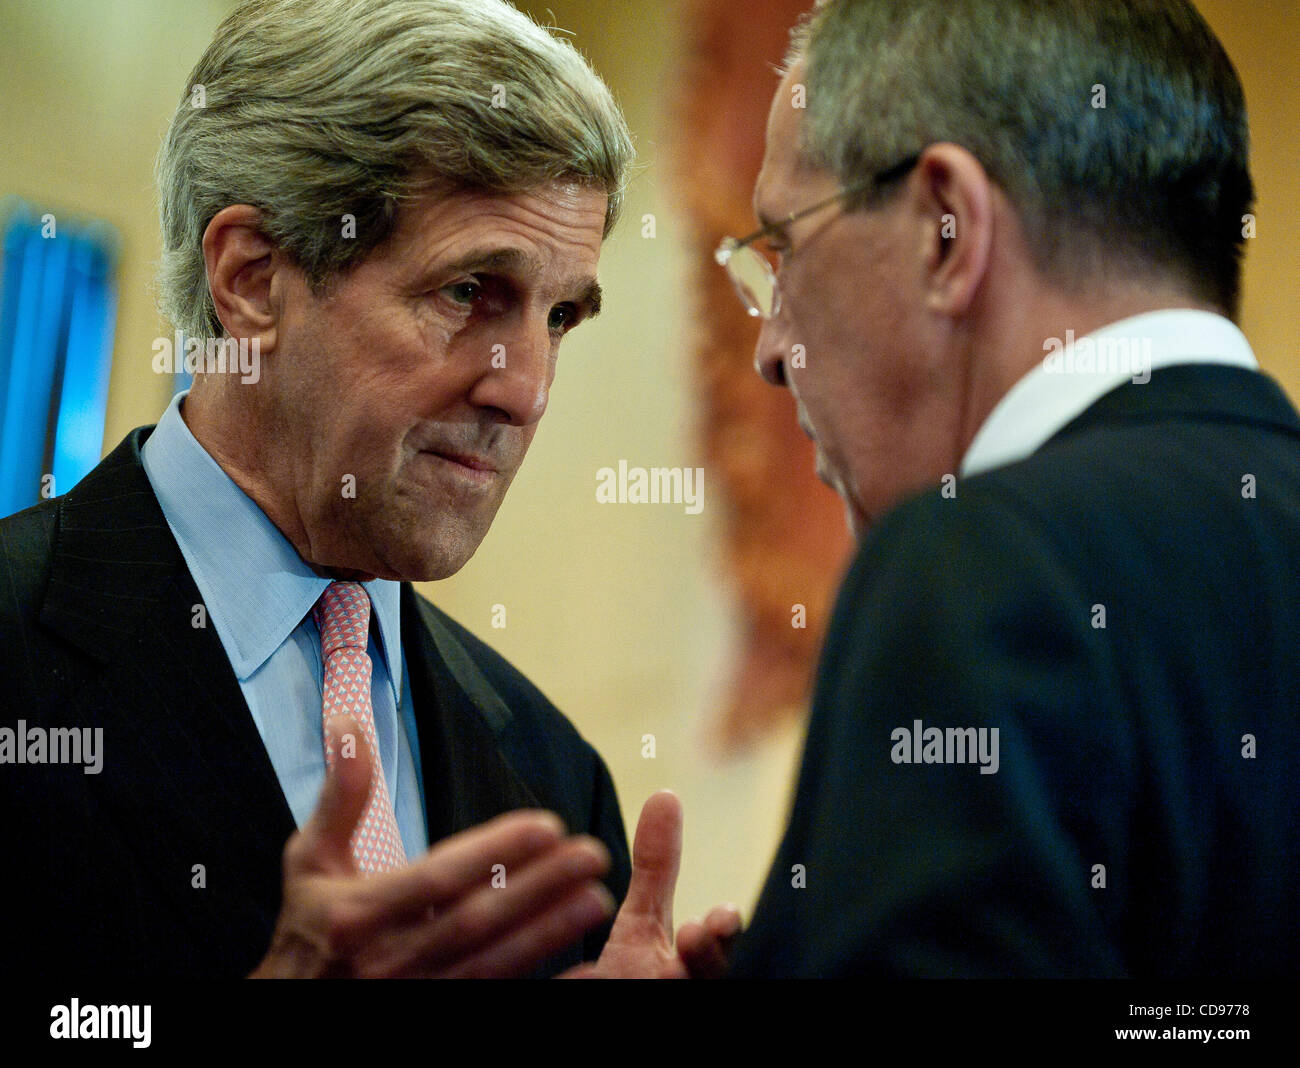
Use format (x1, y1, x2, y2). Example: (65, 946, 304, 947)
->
(0, 496, 60, 620)
(866, 415, 1169, 564)
(844, 449, 1105, 612)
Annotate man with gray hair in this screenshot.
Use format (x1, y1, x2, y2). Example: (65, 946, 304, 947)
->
(716, 0, 1300, 976)
(0, 0, 733, 979)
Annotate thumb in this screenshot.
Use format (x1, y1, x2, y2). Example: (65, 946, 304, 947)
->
(621, 789, 683, 932)
(295, 714, 373, 875)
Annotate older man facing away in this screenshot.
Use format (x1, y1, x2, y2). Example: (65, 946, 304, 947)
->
(715, 0, 1300, 978)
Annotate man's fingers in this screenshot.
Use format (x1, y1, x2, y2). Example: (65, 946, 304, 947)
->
(676, 905, 742, 979)
(291, 714, 371, 877)
(366, 835, 613, 976)
(621, 789, 683, 931)
(362, 809, 572, 920)
(438, 883, 616, 979)
(703, 904, 743, 941)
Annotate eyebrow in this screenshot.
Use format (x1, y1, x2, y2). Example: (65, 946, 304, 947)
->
(432, 247, 602, 317)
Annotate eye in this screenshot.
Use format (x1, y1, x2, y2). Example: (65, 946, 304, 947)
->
(442, 280, 480, 306)
(548, 304, 579, 333)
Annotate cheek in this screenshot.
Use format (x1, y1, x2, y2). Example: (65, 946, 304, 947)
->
(331, 323, 463, 429)
(783, 315, 844, 406)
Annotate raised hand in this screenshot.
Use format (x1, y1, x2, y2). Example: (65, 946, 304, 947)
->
(249, 714, 615, 978)
(561, 789, 742, 978)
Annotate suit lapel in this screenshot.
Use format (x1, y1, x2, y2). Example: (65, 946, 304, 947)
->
(39, 428, 294, 960)
(399, 587, 601, 975)
(399, 583, 540, 844)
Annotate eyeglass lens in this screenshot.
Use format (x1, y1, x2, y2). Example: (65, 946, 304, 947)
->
(727, 245, 777, 318)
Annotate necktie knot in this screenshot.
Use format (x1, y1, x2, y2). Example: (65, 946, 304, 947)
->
(313, 580, 370, 658)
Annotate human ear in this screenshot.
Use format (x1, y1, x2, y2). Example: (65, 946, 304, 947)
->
(911, 144, 994, 318)
(202, 204, 283, 352)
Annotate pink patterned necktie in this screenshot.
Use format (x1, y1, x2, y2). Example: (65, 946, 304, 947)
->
(314, 581, 407, 874)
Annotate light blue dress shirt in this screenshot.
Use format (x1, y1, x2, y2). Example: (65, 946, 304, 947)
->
(141, 390, 429, 859)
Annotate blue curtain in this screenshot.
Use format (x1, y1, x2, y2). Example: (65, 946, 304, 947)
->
(0, 202, 119, 518)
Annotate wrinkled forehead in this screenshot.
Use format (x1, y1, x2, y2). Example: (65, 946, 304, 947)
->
(384, 180, 609, 267)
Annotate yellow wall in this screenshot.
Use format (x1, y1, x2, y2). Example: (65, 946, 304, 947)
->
(0, 0, 232, 450)
(435, 0, 802, 924)
(2, 0, 1295, 929)
(1194, 0, 1300, 397)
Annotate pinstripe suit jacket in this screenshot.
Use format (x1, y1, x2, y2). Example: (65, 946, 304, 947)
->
(0, 427, 629, 977)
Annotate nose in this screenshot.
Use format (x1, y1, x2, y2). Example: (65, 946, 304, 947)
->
(753, 317, 788, 388)
(467, 316, 553, 427)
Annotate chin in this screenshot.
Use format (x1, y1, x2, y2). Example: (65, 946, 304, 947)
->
(846, 505, 870, 540)
(342, 488, 493, 581)
(305, 532, 474, 584)
(389, 525, 489, 582)
(834, 486, 873, 540)
(399, 558, 467, 583)
(368, 544, 470, 583)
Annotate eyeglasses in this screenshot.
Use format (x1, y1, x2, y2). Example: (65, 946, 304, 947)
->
(714, 154, 920, 319)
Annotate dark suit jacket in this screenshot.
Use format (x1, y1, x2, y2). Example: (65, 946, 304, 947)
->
(0, 427, 630, 978)
(731, 365, 1300, 977)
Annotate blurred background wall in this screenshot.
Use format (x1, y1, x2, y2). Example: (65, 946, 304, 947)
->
(1, 0, 1296, 926)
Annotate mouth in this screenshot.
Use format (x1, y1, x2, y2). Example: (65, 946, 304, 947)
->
(418, 448, 498, 486)
(429, 449, 495, 472)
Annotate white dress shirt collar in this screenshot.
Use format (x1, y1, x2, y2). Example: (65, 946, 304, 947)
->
(960, 309, 1258, 478)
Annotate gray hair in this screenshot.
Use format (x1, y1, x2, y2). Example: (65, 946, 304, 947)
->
(156, 0, 634, 338)
(788, 0, 1254, 317)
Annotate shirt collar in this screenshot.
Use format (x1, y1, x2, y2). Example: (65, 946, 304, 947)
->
(140, 390, 403, 696)
(960, 309, 1259, 478)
